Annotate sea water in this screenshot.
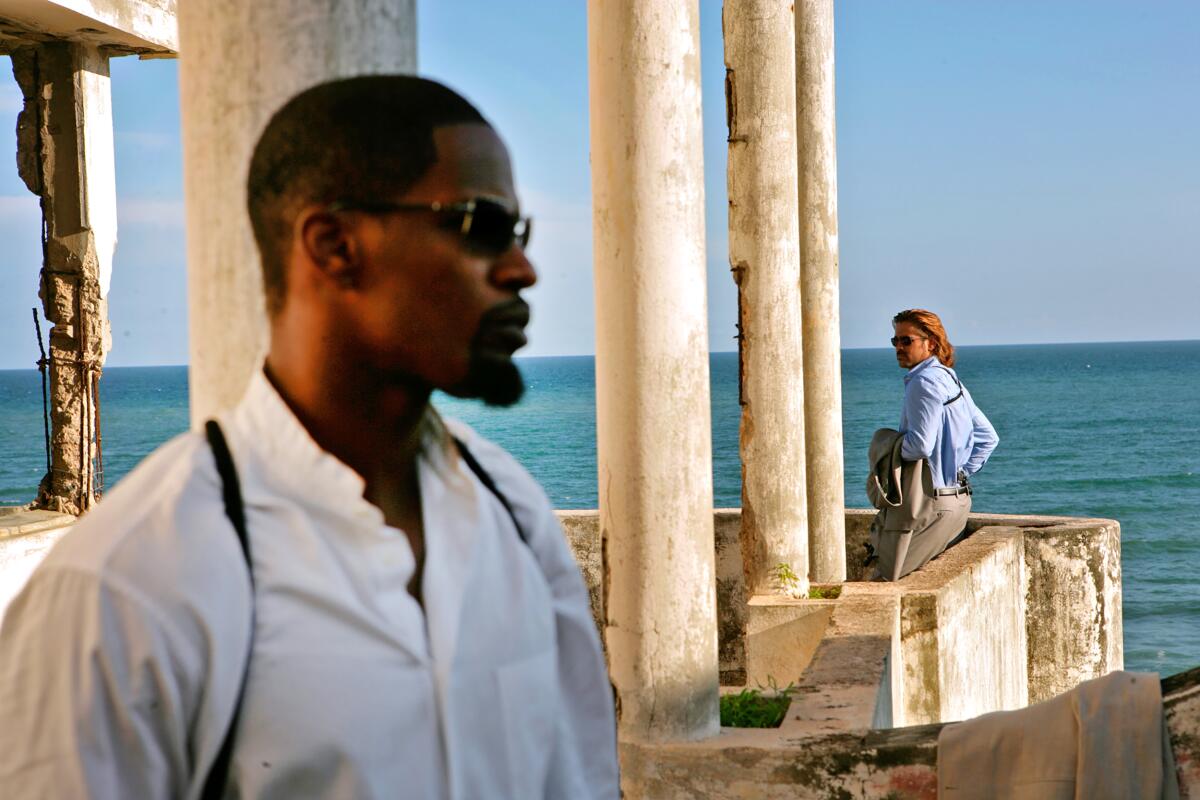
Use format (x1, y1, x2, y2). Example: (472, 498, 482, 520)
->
(1, 341, 1197, 674)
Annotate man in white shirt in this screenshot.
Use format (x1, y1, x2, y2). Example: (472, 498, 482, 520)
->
(0, 76, 619, 799)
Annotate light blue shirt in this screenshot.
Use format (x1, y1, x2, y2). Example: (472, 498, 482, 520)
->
(899, 356, 999, 488)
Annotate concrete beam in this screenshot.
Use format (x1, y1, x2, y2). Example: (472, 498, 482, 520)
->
(0, 0, 176, 55)
(587, 0, 719, 743)
(724, 0, 809, 599)
(178, 0, 417, 423)
(11, 40, 116, 514)
(796, 0, 846, 583)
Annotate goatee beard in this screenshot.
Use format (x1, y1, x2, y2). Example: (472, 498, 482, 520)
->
(447, 300, 529, 407)
(462, 353, 525, 407)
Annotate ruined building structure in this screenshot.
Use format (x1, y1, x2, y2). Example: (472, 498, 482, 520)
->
(0, 1, 174, 514)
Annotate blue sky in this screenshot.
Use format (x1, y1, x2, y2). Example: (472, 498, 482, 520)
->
(0, 0, 1196, 369)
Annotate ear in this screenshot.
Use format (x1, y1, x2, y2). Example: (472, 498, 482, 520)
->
(297, 207, 360, 290)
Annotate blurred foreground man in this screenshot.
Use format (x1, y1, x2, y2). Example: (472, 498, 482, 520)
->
(0, 76, 619, 799)
(866, 308, 999, 580)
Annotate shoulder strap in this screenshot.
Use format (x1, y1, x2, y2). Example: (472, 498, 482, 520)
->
(198, 427, 525, 797)
(452, 436, 529, 545)
(938, 366, 964, 406)
(201, 420, 255, 800)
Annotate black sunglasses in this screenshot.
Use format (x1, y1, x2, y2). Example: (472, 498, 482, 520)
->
(890, 335, 928, 347)
(328, 196, 531, 257)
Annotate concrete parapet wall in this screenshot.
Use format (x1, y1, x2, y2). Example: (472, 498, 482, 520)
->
(1163, 667, 1200, 796)
(874, 527, 1029, 726)
(618, 724, 940, 799)
(1018, 517, 1123, 702)
(714, 510, 749, 683)
(0, 509, 74, 623)
(557, 510, 605, 629)
(619, 668, 1200, 800)
(556, 507, 1122, 731)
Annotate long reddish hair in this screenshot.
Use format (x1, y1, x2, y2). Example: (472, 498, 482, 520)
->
(893, 308, 955, 368)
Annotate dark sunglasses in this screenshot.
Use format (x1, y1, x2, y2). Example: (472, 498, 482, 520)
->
(328, 196, 531, 257)
(890, 335, 928, 347)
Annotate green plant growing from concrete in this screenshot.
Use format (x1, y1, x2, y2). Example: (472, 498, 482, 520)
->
(773, 562, 843, 599)
(808, 584, 842, 600)
(773, 561, 804, 598)
(720, 678, 796, 728)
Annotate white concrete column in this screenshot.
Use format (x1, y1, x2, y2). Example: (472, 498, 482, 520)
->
(588, 0, 719, 742)
(724, 1, 809, 598)
(178, 0, 417, 423)
(797, 0, 846, 583)
(11, 42, 117, 514)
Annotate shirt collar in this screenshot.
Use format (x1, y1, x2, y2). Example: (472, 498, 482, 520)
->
(228, 368, 457, 514)
(904, 355, 941, 384)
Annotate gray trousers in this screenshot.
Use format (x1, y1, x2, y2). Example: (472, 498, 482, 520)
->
(870, 492, 972, 581)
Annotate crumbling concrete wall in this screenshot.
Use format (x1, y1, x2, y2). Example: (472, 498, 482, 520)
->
(891, 528, 1028, 726)
(9, 42, 117, 514)
(618, 725, 940, 800)
(619, 669, 1200, 800)
(1023, 519, 1123, 702)
(558, 507, 1122, 731)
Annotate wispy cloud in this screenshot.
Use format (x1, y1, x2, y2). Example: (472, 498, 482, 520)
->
(117, 198, 184, 228)
(0, 195, 185, 229)
(115, 130, 178, 151)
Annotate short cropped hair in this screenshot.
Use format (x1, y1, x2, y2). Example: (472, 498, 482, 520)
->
(247, 75, 488, 314)
(893, 308, 956, 368)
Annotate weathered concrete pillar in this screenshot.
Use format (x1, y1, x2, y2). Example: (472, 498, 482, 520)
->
(11, 43, 117, 515)
(178, 0, 417, 423)
(724, 1, 809, 599)
(588, 1, 719, 742)
(797, 0, 846, 583)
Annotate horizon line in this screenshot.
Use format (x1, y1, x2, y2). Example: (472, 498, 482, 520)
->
(1, 336, 1197, 372)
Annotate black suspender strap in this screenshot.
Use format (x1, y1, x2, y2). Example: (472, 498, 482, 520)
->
(196, 425, 526, 799)
(201, 420, 255, 800)
(453, 436, 529, 545)
(939, 366, 964, 406)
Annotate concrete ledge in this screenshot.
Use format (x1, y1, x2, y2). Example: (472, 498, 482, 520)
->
(620, 668, 1200, 800)
(791, 587, 900, 733)
(0, 507, 74, 623)
(0, 507, 75, 538)
(618, 724, 940, 799)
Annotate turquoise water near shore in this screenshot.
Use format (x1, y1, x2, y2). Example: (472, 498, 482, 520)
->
(1, 340, 1198, 674)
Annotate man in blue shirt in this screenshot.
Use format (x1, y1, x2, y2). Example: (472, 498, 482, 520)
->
(868, 309, 999, 580)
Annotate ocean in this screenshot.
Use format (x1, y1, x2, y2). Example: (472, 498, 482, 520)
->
(1, 340, 1198, 675)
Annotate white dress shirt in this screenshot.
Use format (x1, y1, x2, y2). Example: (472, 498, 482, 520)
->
(0, 372, 619, 799)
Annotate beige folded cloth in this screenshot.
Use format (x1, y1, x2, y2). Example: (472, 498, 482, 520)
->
(938, 671, 1179, 799)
